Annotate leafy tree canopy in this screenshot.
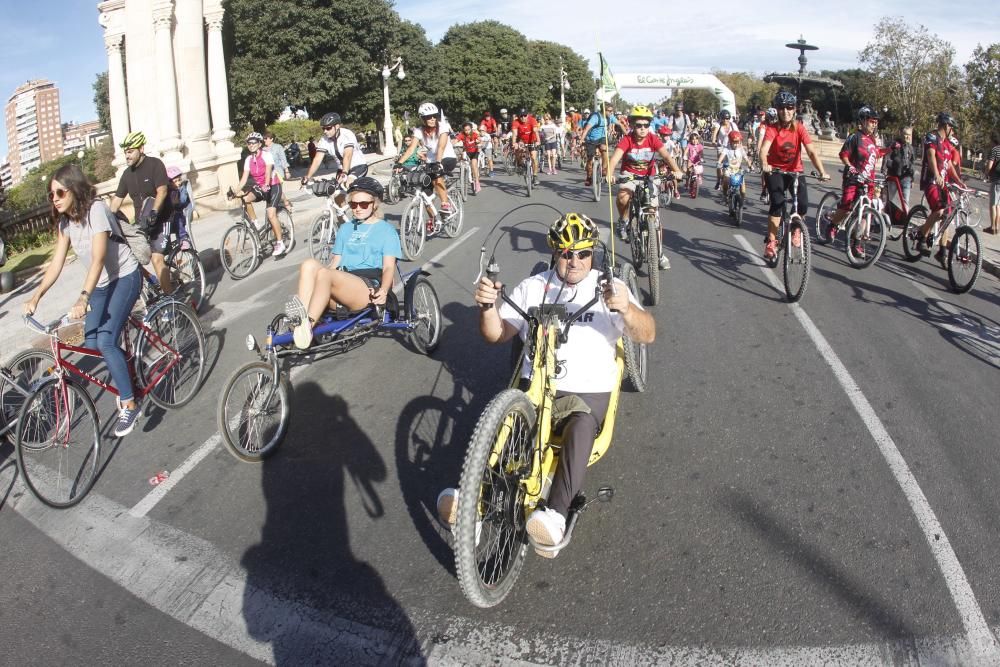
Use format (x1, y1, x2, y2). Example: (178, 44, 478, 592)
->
(93, 72, 111, 134)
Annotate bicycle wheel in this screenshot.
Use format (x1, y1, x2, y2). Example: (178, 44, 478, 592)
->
(525, 159, 533, 197)
(167, 247, 206, 312)
(442, 187, 464, 238)
(16, 377, 100, 508)
(814, 191, 840, 245)
(308, 212, 338, 266)
(629, 214, 645, 273)
(592, 159, 602, 202)
(645, 216, 660, 306)
(615, 262, 648, 392)
(503, 148, 514, 175)
(455, 387, 535, 608)
(220, 224, 260, 279)
(947, 225, 982, 294)
(461, 163, 470, 202)
(1, 350, 56, 445)
(734, 193, 744, 227)
(782, 217, 811, 302)
(399, 198, 427, 260)
(218, 361, 290, 462)
(136, 300, 206, 409)
(407, 276, 442, 354)
(277, 207, 295, 252)
(901, 205, 929, 261)
(845, 207, 888, 269)
(386, 174, 401, 205)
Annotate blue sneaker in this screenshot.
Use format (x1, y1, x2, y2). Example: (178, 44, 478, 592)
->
(114, 405, 141, 437)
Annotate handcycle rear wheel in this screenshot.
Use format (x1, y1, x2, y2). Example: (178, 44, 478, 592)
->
(15, 377, 101, 508)
(1, 349, 56, 445)
(220, 224, 260, 279)
(455, 388, 536, 608)
(218, 360, 290, 462)
(136, 300, 206, 409)
(615, 262, 648, 392)
(407, 277, 442, 354)
(400, 198, 427, 260)
(167, 246, 206, 312)
(308, 212, 337, 266)
(845, 208, 888, 269)
(782, 217, 811, 302)
(947, 224, 982, 294)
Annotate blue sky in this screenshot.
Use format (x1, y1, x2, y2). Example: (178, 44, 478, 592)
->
(3, 1, 995, 159)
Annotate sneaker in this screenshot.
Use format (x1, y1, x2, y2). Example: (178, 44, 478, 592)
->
(272, 240, 287, 258)
(293, 318, 313, 350)
(179, 237, 192, 251)
(616, 219, 630, 242)
(160, 305, 176, 323)
(759, 191, 768, 202)
(284, 295, 307, 324)
(426, 220, 436, 234)
(791, 227, 802, 248)
(917, 235, 932, 256)
(489, 171, 495, 177)
(532, 177, 539, 186)
(114, 405, 141, 437)
(658, 254, 671, 270)
(440, 202, 453, 213)
(764, 239, 778, 260)
(526, 507, 566, 558)
(585, 178, 592, 187)
(934, 247, 946, 268)
(437, 488, 458, 526)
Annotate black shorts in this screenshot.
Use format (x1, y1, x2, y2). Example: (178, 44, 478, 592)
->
(347, 268, 382, 289)
(585, 140, 605, 158)
(766, 172, 809, 218)
(440, 157, 457, 176)
(243, 182, 283, 209)
(465, 151, 479, 161)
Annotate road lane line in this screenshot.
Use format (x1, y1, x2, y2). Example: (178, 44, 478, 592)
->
(418, 227, 479, 272)
(734, 233, 999, 659)
(9, 473, 998, 666)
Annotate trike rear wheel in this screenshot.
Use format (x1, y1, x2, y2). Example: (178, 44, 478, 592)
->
(218, 361, 290, 462)
(455, 388, 536, 608)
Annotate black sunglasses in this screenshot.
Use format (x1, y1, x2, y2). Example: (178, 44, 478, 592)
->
(322, 125, 336, 130)
(558, 249, 593, 260)
(348, 200, 374, 209)
(778, 105, 796, 111)
(48, 188, 68, 201)
(422, 115, 437, 121)
(633, 122, 651, 128)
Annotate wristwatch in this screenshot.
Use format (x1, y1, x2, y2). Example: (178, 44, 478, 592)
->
(80, 290, 90, 300)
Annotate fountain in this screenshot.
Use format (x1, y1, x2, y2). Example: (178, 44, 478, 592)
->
(764, 36, 844, 140)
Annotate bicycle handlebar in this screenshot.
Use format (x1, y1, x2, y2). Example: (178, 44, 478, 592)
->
(23, 314, 71, 335)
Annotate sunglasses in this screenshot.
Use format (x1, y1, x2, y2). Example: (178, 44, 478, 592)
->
(322, 125, 335, 131)
(348, 200, 374, 209)
(558, 249, 593, 260)
(633, 122, 650, 128)
(247, 140, 260, 145)
(48, 188, 68, 201)
(422, 115, 437, 121)
(778, 106, 796, 111)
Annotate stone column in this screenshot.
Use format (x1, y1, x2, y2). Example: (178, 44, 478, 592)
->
(205, 9, 235, 150)
(103, 34, 130, 167)
(152, 0, 184, 161)
(173, 0, 212, 164)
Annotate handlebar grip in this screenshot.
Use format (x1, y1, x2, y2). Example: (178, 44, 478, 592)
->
(481, 267, 500, 310)
(604, 269, 620, 313)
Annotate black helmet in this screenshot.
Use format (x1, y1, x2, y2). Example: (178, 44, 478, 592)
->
(718, 109, 731, 120)
(773, 91, 797, 108)
(320, 112, 341, 127)
(857, 106, 880, 121)
(936, 112, 956, 128)
(518, 107, 529, 116)
(347, 176, 384, 201)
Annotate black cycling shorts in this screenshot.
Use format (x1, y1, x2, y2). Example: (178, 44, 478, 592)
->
(347, 268, 382, 289)
(766, 172, 808, 218)
(440, 157, 457, 176)
(585, 140, 605, 158)
(243, 182, 283, 209)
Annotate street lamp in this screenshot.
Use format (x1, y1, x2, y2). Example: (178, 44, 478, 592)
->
(551, 60, 571, 124)
(377, 56, 405, 155)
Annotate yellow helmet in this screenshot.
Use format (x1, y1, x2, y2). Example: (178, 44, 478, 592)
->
(629, 105, 654, 121)
(119, 131, 146, 149)
(547, 213, 599, 251)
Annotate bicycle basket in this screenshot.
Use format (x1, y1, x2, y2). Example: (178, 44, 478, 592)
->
(310, 180, 339, 198)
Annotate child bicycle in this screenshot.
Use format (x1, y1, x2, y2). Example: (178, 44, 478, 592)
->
(217, 266, 442, 461)
(219, 187, 295, 279)
(724, 170, 747, 227)
(15, 300, 206, 508)
(618, 173, 665, 306)
(813, 174, 891, 269)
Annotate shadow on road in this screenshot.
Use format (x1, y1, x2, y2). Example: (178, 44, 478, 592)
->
(664, 228, 784, 303)
(242, 380, 422, 664)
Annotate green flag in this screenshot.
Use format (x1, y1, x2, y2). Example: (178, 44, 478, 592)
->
(598, 52, 619, 102)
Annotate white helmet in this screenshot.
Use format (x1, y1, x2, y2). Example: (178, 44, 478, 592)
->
(583, 108, 591, 115)
(500, 108, 508, 114)
(418, 102, 439, 117)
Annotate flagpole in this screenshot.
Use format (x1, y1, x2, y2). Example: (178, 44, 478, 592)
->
(599, 51, 616, 268)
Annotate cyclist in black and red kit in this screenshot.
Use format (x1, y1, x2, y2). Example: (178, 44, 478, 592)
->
(821, 106, 888, 252)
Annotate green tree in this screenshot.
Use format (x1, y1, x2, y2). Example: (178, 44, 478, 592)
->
(859, 16, 957, 135)
(93, 71, 111, 133)
(265, 118, 322, 145)
(964, 43, 1000, 149)
(528, 41, 595, 114)
(3, 147, 112, 214)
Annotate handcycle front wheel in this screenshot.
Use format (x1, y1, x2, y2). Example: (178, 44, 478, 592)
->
(407, 277, 442, 354)
(947, 224, 982, 294)
(218, 360, 290, 462)
(220, 224, 260, 279)
(1, 349, 56, 445)
(15, 377, 101, 509)
(615, 261, 648, 392)
(455, 388, 536, 608)
(136, 300, 207, 409)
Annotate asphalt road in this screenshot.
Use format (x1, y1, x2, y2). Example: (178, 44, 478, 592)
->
(2, 154, 999, 665)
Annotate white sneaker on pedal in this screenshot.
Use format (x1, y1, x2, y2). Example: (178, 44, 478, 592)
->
(273, 240, 287, 258)
(527, 507, 566, 558)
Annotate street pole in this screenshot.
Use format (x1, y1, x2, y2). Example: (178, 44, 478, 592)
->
(378, 57, 404, 156)
(560, 64, 567, 125)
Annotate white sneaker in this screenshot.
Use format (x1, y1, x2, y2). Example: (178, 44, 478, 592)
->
(292, 319, 313, 349)
(273, 240, 287, 258)
(526, 507, 566, 558)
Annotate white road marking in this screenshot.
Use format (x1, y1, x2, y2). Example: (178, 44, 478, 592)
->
(734, 232, 999, 660)
(8, 475, 998, 666)
(127, 229, 480, 519)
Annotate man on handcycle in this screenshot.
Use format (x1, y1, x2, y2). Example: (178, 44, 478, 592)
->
(285, 177, 402, 349)
(438, 213, 656, 557)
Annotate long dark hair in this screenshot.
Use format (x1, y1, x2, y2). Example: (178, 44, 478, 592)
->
(49, 164, 95, 221)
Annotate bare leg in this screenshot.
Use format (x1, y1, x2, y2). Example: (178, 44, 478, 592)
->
(296, 258, 324, 306)
(306, 269, 370, 321)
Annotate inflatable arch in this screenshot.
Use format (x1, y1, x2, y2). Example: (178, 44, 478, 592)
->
(609, 73, 737, 114)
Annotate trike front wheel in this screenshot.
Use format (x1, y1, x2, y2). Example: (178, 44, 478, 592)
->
(218, 361, 290, 462)
(455, 388, 536, 608)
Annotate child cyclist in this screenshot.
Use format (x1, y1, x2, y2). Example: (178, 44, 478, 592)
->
(719, 130, 751, 201)
(686, 132, 705, 198)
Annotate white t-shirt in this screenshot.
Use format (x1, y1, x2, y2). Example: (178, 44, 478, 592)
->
(499, 269, 642, 393)
(413, 122, 456, 162)
(720, 147, 747, 171)
(540, 122, 560, 143)
(315, 128, 367, 171)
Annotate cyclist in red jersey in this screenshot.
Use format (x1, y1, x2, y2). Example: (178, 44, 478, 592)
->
(511, 107, 541, 185)
(457, 121, 483, 193)
(607, 106, 684, 269)
(822, 106, 889, 251)
(760, 92, 830, 260)
(917, 112, 966, 263)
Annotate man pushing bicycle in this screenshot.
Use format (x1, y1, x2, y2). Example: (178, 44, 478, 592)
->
(438, 213, 656, 558)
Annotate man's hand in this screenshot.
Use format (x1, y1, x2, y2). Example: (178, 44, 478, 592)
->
(935, 175, 945, 188)
(602, 277, 630, 314)
(474, 275, 501, 308)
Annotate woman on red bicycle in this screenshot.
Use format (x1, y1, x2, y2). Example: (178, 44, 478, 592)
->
(24, 164, 144, 436)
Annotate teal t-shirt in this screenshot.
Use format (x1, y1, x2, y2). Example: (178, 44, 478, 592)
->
(332, 218, 402, 271)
